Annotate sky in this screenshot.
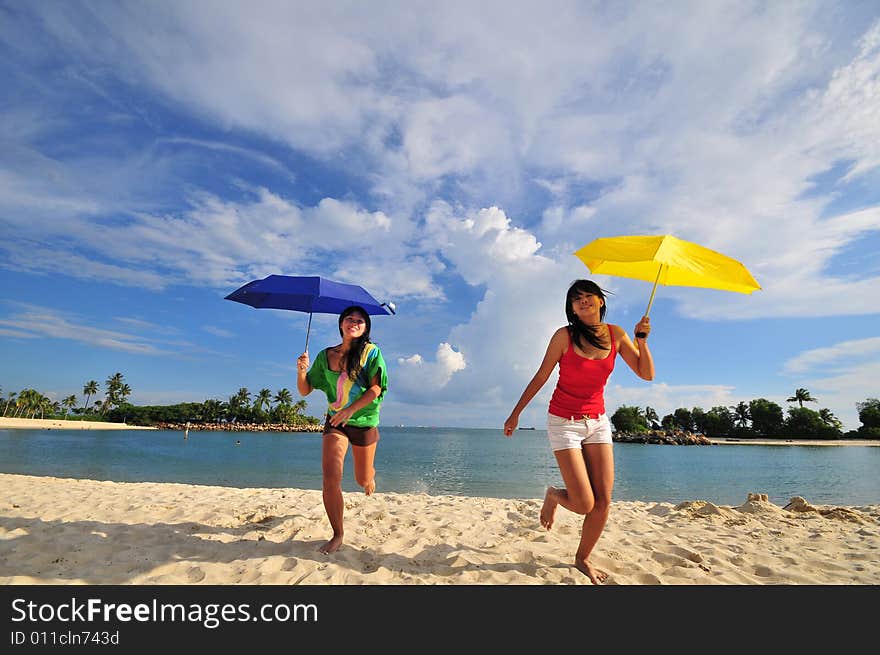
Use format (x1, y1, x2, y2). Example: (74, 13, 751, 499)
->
(1, 1, 879, 431)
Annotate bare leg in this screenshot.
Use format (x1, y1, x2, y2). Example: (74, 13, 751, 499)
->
(575, 547, 609, 584)
(351, 441, 378, 496)
(320, 433, 348, 554)
(574, 443, 614, 584)
(540, 486, 559, 529)
(548, 449, 597, 517)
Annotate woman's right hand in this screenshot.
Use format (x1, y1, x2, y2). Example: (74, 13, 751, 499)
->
(296, 352, 309, 374)
(503, 414, 518, 438)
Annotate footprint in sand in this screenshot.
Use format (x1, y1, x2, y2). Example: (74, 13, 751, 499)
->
(186, 566, 206, 583)
(235, 506, 278, 525)
(652, 551, 695, 568)
(667, 545, 704, 563)
(281, 558, 298, 571)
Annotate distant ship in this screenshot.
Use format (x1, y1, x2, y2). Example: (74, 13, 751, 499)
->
(518, 426, 536, 430)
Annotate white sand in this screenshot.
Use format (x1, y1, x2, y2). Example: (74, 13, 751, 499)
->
(0, 417, 156, 430)
(1, 473, 877, 585)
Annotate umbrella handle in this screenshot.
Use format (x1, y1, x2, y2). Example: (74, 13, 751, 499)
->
(304, 312, 312, 353)
(635, 266, 663, 338)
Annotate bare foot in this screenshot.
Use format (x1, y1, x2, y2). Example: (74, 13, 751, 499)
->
(318, 535, 344, 554)
(363, 479, 376, 496)
(540, 486, 559, 530)
(575, 560, 608, 585)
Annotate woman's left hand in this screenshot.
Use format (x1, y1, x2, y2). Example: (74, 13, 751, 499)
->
(329, 407, 356, 427)
(634, 315, 651, 339)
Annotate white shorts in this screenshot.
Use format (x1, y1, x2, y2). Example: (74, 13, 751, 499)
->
(546, 413, 613, 451)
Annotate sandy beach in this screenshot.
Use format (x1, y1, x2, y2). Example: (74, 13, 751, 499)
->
(1, 472, 877, 585)
(0, 417, 156, 431)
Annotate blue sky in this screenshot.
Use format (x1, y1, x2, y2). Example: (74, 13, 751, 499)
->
(1, 1, 879, 431)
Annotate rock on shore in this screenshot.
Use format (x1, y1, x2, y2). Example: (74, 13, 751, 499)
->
(613, 429, 712, 445)
(156, 422, 323, 433)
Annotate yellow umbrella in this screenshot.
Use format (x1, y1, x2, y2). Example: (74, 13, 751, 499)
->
(574, 234, 761, 336)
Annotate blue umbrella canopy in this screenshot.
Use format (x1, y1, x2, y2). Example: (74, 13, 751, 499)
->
(225, 275, 395, 351)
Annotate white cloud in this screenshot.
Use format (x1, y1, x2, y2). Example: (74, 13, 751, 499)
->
(0, 328, 36, 339)
(202, 325, 235, 338)
(114, 317, 180, 335)
(0, 305, 167, 355)
(806, 20, 880, 181)
(402, 96, 510, 180)
(784, 336, 880, 374)
(425, 202, 548, 286)
(0, 241, 168, 291)
(540, 204, 597, 236)
(158, 137, 299, 182)
(6, 4, 880, 320)
(396, 342, 466, 393)
(0, 184, 438, 297)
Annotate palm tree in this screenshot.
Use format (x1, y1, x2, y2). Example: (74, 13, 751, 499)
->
(274, 388, 293, 406)
(102, 373, 125, 415)
(818, 408, 843, 430)
(16, 389, 38, 418)
(256, 388, 272, 414)
(787, 388, 817, 408)
(730, 401, 751, 428)
(62, 395, 78, 417)
(12, 389, 26, 418)
(118, 383, 132, 406)
(644, 406, 660, 429)
(44, 398, 59, 418)
(218, 400, 231, 423)
(3, 391, 17, 417)
(16, 389, 51, 418)
(234, 387, 251, 407)
(11, 391, 24, 417)
(82, 380, 98, 413)
(200, 399, 224, 423)
(227, 388, 251, 422)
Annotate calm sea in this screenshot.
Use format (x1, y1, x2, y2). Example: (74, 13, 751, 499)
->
(1, 426, 878, 507)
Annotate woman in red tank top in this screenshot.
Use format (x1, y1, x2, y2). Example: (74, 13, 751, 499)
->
(503, 279, 655, 584)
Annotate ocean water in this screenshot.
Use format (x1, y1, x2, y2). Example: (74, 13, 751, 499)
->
(1, 426, 878, 507)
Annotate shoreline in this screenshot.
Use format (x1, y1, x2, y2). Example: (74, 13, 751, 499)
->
(707, 437, 879, 447)
(1, 416, 876, 445)
(0, 417, 156, 431)
(155, 421, 323, 433)
(615, 428, 878, 447)
(1, 472, 877, 585)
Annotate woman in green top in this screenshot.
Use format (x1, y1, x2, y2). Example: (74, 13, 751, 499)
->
(296, 305, 388, 554)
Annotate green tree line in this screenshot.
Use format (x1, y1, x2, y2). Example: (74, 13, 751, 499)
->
(2, 373, 132, 420)
(2, 375, 320, 427)
(610, 390, 880, 440)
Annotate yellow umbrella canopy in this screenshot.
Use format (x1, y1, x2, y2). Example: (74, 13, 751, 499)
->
(574, 234, 761, 330)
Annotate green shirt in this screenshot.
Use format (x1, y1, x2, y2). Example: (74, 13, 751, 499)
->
(306, 343, 388, 428)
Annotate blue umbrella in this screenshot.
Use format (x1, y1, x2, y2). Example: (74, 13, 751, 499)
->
(225, 274, 395, 351)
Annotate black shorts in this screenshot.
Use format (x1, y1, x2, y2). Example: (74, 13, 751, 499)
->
(323, 415, 380, 447)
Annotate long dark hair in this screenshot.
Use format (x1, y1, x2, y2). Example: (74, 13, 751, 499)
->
(338, 305, 372, 380)
(565, 279, 610, 351)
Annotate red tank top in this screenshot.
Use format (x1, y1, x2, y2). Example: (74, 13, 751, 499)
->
(548, 326, 616, 418)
